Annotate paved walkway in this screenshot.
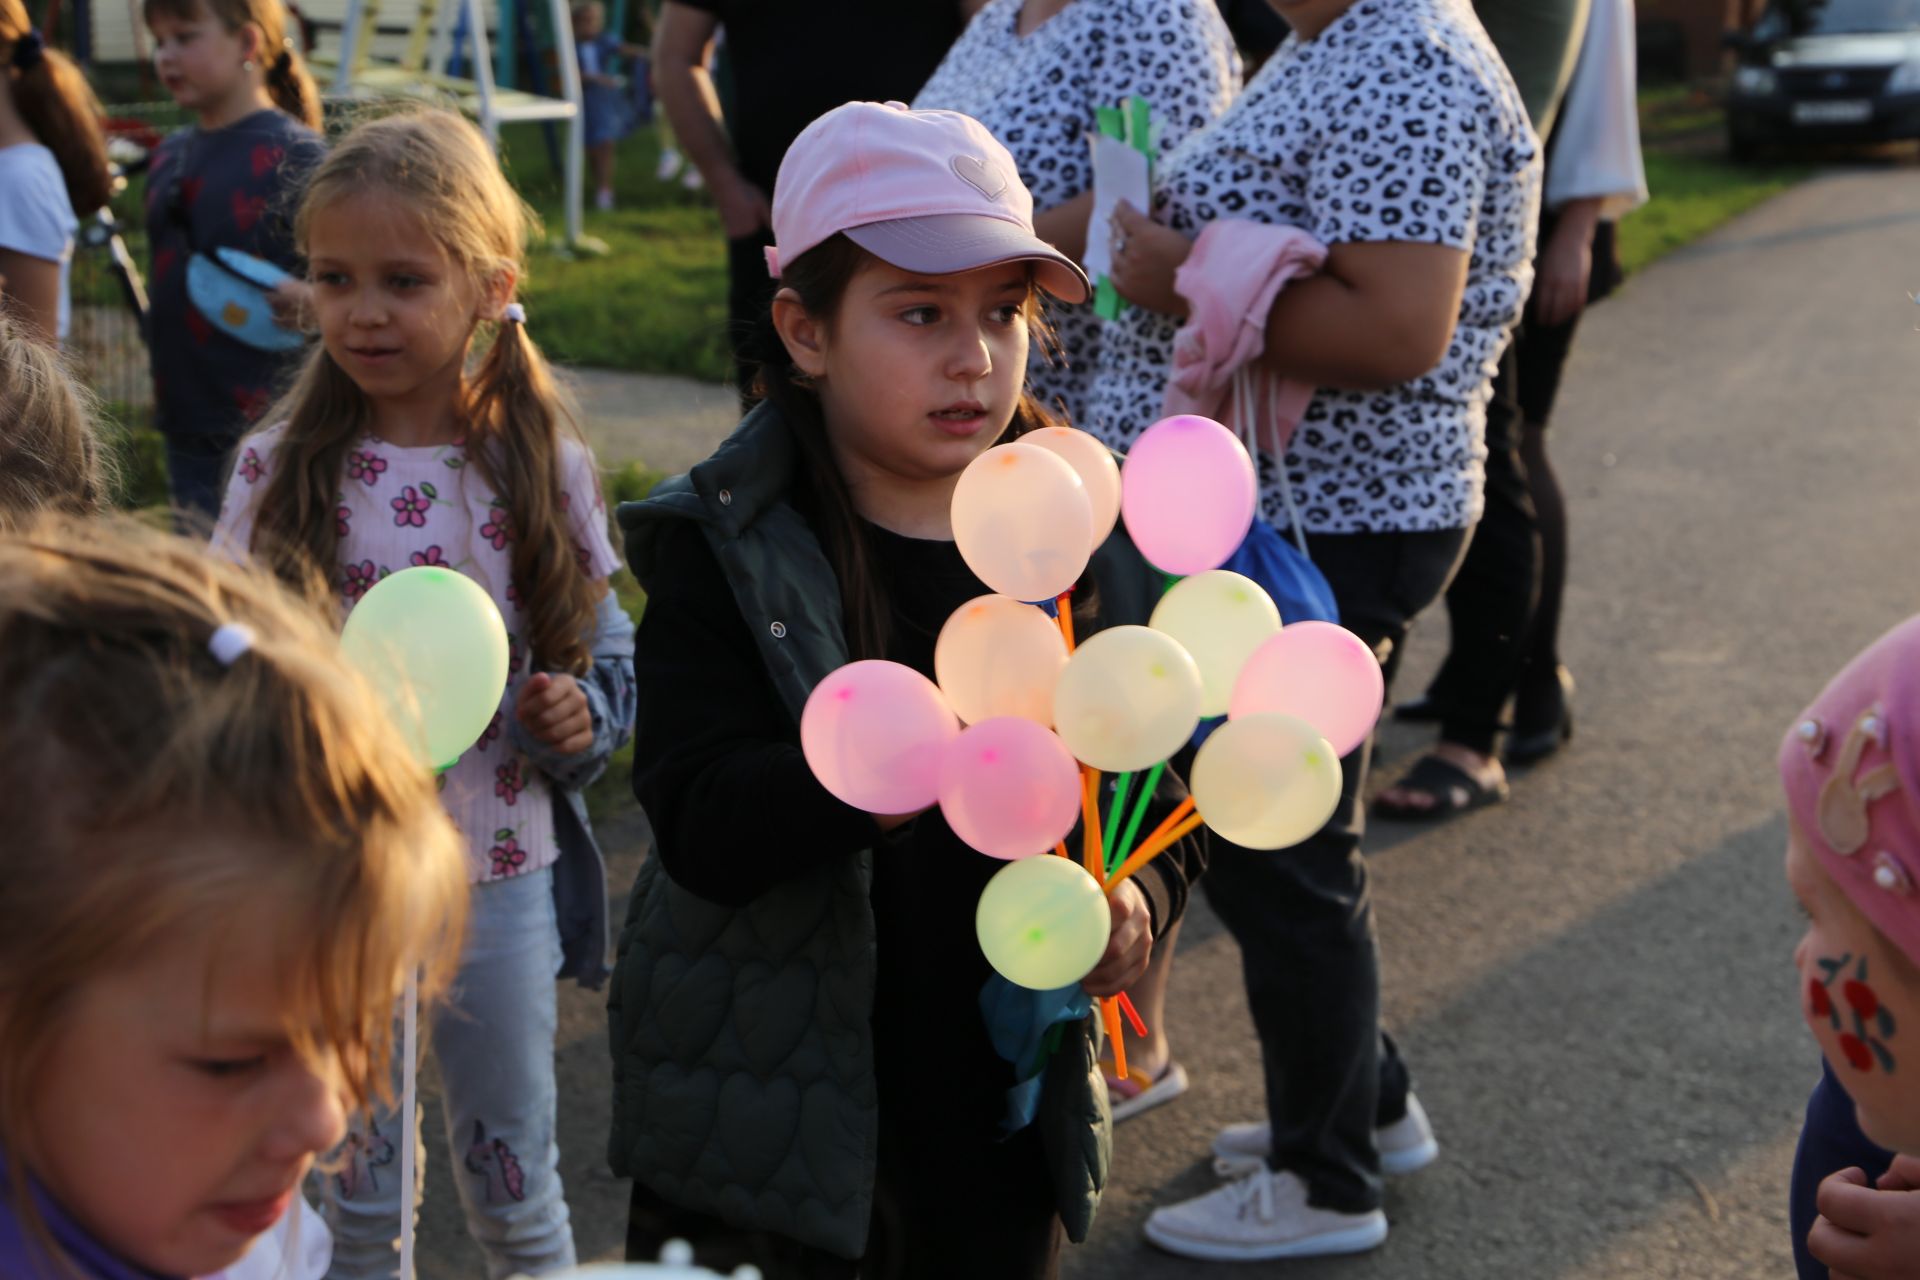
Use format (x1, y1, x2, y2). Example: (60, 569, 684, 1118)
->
(414, 163, 1920, 1277)
(567, 365, 737, 477)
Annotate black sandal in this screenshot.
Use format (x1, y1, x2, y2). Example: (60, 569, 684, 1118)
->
(1372, 754, 1510, 822)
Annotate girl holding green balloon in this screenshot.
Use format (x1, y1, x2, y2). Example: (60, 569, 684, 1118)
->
(214, 110, 636, 1279)
(616, 103, 1208, 1278)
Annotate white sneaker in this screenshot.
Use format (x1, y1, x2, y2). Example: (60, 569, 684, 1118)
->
(1211, 1094, 1439, 1179)
(1144, 1166, 1388, 1261)
(595, 188, 615, 211)
(655, 147, 682, 181)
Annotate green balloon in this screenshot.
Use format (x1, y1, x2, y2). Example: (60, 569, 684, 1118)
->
(340, 566, 510, 772)
(976, 855, 1112, 991)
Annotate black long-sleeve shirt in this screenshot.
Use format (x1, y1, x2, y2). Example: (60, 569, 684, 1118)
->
(631, 517, 1204, 1128)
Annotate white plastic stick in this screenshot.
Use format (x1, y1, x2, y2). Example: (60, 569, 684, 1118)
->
(400, 968, 418, 1280)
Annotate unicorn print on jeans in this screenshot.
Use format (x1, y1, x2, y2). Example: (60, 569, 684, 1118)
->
(464, 1120, 527, 1203)
(337, 1119, 396, 1198)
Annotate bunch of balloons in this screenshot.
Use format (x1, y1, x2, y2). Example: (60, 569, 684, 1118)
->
(799, 417, 1385, 1008)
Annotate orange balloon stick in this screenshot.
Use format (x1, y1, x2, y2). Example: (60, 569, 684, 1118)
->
(1102, 996, 1127, 1083)
(1104, 811, 1205, 894)
(1056, 591, 1076, 653)
(1118, 991, 1149, 1039)
(1080, 766, 1104, 881)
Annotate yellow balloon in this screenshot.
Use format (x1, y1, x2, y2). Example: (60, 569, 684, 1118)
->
(1192, 713, 1342, 850)
(1149, 570, 1282, 717)
(976, 854, 1112, 990)
(1052, 624, 1203, 772)
(951, 443, 1094, 603)
(1023, 426, 1123, 552)
(935, 595, 1068, 726)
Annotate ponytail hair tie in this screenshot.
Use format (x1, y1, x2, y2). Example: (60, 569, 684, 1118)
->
(11, 30, 45, 72)
(207, 621, 256, 667)
(501, 301, 526, 325)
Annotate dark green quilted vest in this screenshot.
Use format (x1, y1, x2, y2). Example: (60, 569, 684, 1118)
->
(609, 402, 1115, 1259)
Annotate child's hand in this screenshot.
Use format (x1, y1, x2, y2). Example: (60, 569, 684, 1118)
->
(1081, 879, 1152, 997)
(1810, 1163, 1920, 1279)
(269, 278, 312, 331)
(516, 673, 593, 755)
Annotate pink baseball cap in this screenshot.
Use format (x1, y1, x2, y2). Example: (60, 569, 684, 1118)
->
(765, 100, 1090, 304)
(1780, 614, 1920, 967)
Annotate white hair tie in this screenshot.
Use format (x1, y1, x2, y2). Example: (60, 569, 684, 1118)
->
(502, 302, 527, 325)
(208, 622, 256, 667)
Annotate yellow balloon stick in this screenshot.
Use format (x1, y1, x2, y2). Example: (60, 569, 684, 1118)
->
(1102, 996, 1127, 1083)
(1104, 804, 1202, 895)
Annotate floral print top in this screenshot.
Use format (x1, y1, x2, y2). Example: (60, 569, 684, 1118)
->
(217, 423, 624, 884)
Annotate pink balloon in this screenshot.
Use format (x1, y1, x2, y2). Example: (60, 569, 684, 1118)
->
(1228, 621, 1384, 758)
(938, 717, 1082, 859)
(1120, 415, 1257, 576)
(801, 660, 960, 813)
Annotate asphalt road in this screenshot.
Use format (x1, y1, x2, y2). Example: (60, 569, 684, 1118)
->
(411, 163, 1920, 1279)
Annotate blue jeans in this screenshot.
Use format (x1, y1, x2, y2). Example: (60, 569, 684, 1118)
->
(321, 867, 577, 1279)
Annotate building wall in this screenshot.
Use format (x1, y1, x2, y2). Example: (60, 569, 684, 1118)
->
(1640, 0, 1767, 78)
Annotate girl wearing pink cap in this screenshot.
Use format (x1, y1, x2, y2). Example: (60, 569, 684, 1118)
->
(613, 101, 1209, 1277)
(1781, 615, 1920, 1277)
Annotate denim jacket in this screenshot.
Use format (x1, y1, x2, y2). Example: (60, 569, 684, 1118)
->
(508, 590, 636, 989)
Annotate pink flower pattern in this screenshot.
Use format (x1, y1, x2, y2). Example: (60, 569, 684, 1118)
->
(348, 450, 388, 486)
(343, 560, 382, 601)
(221, 429, 621, 886)
(391, 485, 431, 528)
(489, 829, 527, 878)
(479, 500, 512, 550)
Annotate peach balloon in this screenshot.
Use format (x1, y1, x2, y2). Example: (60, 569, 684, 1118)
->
(1023, 426, 1123, 552)
(951, 443, 1094, 603)
(934, 594, 1069, 726)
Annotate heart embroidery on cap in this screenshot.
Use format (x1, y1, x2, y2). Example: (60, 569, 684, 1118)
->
(952, 154, 1008, 200)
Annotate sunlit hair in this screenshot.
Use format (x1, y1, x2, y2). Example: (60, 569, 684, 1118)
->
(0, 514, 468, 1270)
(141, 0, 322, 130)
(0, 313, 116, 527)
(244, 108, 601, 674)
(0, 0, 112, 214)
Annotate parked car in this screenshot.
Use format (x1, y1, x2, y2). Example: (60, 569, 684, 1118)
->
(1726, 0, 1920, 159)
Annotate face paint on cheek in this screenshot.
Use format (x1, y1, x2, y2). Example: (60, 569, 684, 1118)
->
(1812, 951, 1899, 1073)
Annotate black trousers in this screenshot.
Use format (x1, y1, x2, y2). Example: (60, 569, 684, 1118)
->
(1427, 217, 1613, 749)
(726, 228, 779, 404)
(625, 1065, 1062, 1279)
(1202, 526, 1469, 1214)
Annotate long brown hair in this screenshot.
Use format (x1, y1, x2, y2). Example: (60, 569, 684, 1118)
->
(246, 109, 601, 674)
(0, 513, 468, 1275)
(0, 0, 111, 215)
(752, 234, 1066, 661)
(0, 313, 115, 526)
(142, 0, 322, 130)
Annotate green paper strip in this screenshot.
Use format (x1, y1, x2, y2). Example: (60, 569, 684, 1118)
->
(1096, 105, 1125, 140)
(1094, 275, 1121, 320)
(1105, 772, 1135, 874)
(1126, 96, 1152, 156)
(1113, 759, 1168, 871)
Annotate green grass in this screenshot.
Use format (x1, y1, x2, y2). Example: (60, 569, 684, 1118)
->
(1614, 87, 1813, 276)
(1616, 149, 1811, 274)
(498, 123, 732, 382)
